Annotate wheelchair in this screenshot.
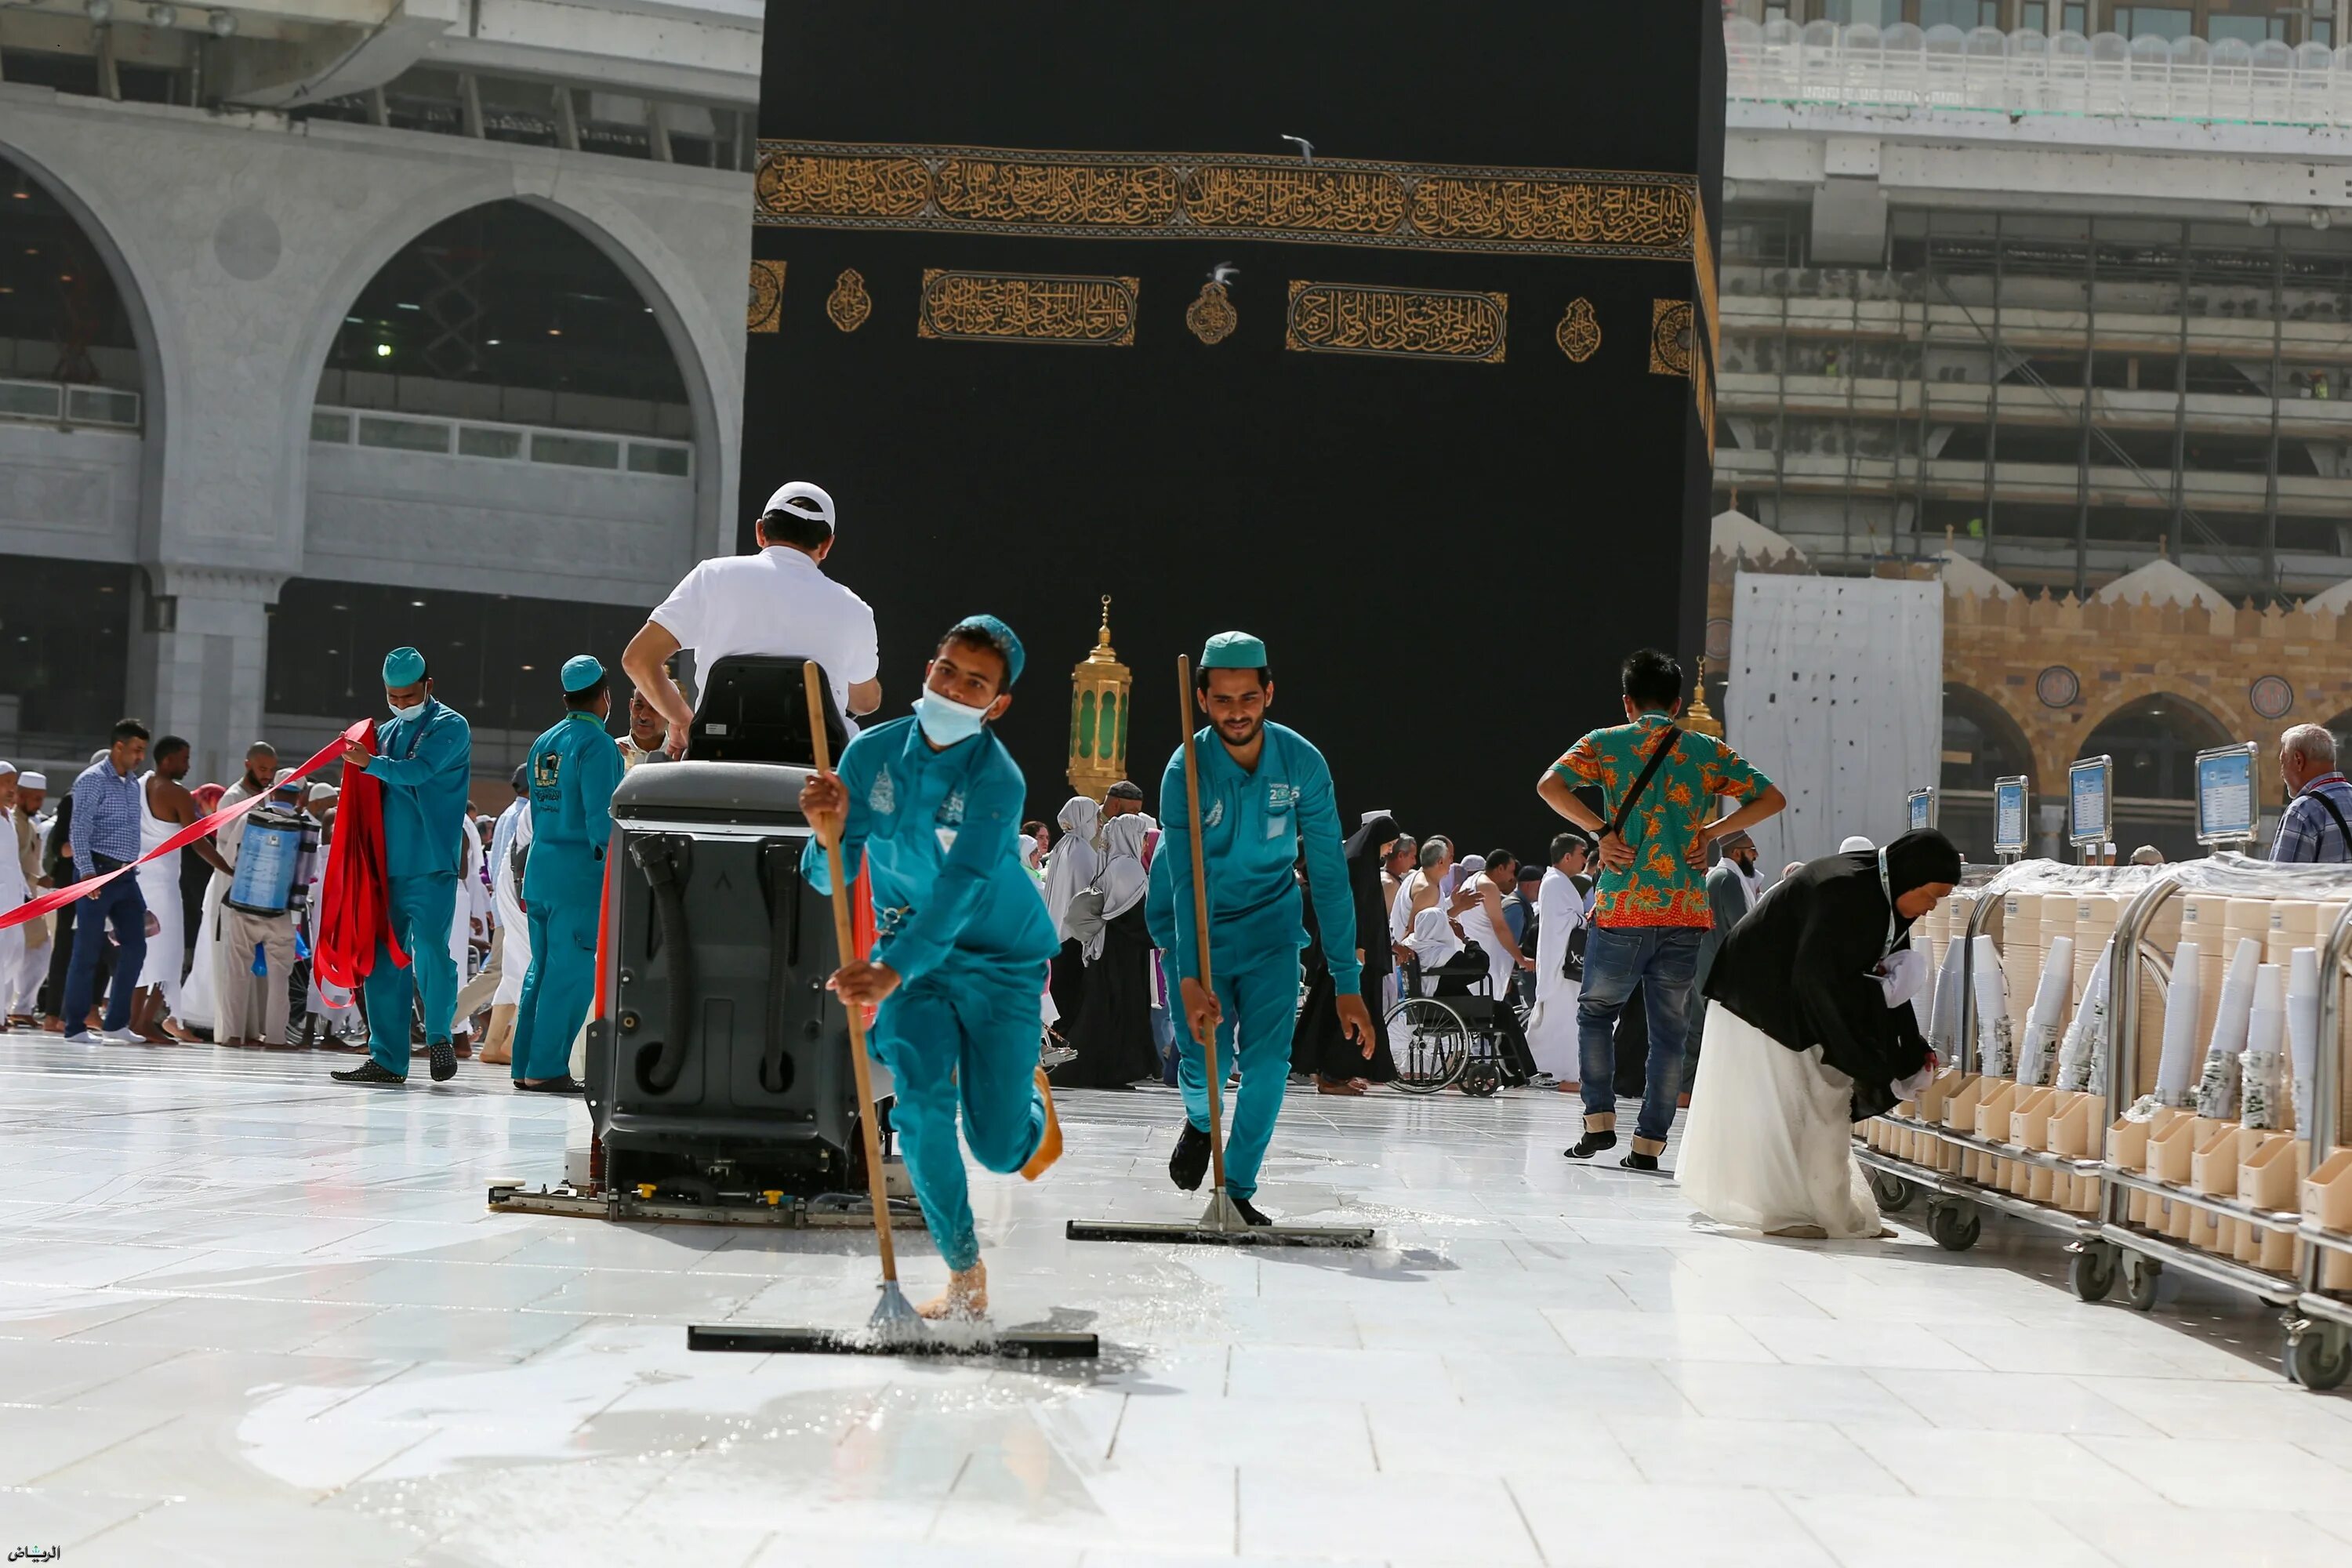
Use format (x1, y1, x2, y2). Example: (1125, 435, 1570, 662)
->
(1384, 942, 1534, 1098)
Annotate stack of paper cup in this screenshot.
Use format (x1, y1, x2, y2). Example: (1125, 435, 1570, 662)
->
(2154, 940, 2203, 1105)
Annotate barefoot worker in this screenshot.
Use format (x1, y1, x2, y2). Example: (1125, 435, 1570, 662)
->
(1156, 632, 1374, 1225)
(797, 615, 1063, 1319)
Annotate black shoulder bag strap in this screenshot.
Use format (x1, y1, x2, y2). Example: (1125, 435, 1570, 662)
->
(2307, 788, 2352, 862)
(1607, 724, 1683, 842)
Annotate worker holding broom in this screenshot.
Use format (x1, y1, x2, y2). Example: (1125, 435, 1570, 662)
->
(797, 615, 1063, 1320)
(1156, 632, 1373, 1225)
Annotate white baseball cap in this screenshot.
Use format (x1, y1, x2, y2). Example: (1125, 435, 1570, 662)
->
(761, 481, 836, 532)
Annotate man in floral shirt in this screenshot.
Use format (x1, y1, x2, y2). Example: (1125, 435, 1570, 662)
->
(1537, 648, 1785, 1171)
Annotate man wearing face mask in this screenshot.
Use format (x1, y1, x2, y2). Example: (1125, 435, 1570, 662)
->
(332, 646, 473, 1087)
(508, 656, 625, 1094)
(797, 615, 1065, 1323)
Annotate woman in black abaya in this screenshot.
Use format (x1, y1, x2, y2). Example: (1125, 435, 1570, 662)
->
(1290, 814, 1402, 1093)
(1678, 829, 1962, 1239)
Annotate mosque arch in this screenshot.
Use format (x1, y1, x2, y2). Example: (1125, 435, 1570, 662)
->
(0, 143, 168, 753)
(0, 140, 170, 532)
(285, 176, 739, 568)
(2077, 691, 2233, 800)
(1941, 681, 2034, 792)
(2078, 692, 2234, 860)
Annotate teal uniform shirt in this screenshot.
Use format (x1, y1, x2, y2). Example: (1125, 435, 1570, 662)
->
(521, 710, 624, 899)
(801, 714, 1058, 986)
(366, 698, 474, 877)
(1155, 720, 1361, 993)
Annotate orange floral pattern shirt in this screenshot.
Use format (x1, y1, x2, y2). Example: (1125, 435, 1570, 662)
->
(1552, 713, 1770, 931)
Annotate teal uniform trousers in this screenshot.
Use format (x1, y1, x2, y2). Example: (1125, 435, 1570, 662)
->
(803, 713, 1058, 1272)
(512, 710, 623, 1083)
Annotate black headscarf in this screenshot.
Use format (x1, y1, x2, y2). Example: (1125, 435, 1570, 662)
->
(1703, 829, 1963, 1120)
(1344, 815, 1401, 980)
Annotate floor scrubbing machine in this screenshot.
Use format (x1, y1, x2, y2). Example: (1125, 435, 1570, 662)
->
(489, 655, 919, 1230)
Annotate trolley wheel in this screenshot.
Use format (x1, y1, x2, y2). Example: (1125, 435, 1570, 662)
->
(1926, 1200, 1981, 1252)
(2284, 1320, 2352, 1392)
(1867, 1169, 1914, 1213)
(1385, 997, 1471, 1097)
(2067, 1243, 2117, 1303)
(2123, 1255, 2162, 1312)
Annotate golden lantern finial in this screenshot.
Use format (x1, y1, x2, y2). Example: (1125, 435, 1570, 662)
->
(1068, 595, 1134, 800)
(1682, 653, 1724, 740)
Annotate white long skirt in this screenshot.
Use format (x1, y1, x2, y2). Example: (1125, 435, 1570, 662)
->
(1678, 1001, 1882, 1240)
(1524, 977, 1581, 1081)
(134, 853, 185, 1009)
(177, 877, 224, 1029)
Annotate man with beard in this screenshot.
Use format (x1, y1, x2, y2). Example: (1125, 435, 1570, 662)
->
(1156, 632, 1372, 1225)
(618, 685, 670, 769)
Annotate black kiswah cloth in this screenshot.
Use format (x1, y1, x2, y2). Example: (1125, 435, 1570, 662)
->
(1700, 829, 1963, 1121)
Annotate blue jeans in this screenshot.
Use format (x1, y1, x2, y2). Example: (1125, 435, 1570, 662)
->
(1576, 925, 1702, 1149)
(64, 873, 147, 1033)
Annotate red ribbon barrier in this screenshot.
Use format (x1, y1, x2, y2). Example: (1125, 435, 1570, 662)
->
(0, 721, 364, 935)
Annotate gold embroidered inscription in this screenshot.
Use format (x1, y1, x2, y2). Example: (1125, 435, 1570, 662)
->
(1283, 281, 1507, 364)
(917, 270, 1139, 346)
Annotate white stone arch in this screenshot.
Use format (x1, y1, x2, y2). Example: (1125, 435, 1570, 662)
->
(0, 132, 177, 562)
(281, 168, 742, 575)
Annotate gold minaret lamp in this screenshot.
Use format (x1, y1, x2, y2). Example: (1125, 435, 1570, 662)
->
(1067, 596, 1134, 800)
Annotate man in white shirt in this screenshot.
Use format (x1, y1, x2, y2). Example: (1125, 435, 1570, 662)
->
(622, 481, 882, 753)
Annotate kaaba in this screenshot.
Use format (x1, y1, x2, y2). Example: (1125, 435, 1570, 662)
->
(745, 2, 1723, 844)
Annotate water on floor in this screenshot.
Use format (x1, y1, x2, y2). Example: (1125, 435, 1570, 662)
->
(2, 1040, 2349, 1566)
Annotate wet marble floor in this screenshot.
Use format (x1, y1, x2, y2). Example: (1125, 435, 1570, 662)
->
(2, 1038, 2350, 1566)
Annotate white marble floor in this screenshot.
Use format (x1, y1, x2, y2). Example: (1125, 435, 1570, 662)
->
(2, 1039, 2350, 1567)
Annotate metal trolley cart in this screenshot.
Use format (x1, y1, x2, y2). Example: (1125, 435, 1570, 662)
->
(2294, 901, 2352, 1390)
(2067, 855, 2352, 1389)
(1857, 860, 2161, 1264)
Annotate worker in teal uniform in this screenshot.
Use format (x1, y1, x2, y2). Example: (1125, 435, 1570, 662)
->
(1157, 632, 1374, 1224)
(510, 655, 625, 1095)
(799, 615, 1063, 1321)
(333, 646, 474, 1087)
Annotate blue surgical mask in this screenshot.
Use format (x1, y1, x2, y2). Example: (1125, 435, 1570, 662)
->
(389, 699, 426, 723)
(913, 687, 989, 747)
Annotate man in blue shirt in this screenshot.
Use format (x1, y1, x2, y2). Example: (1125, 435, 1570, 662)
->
(61, 717, 151, 1044)
(333, 647, 474, 1087)
(799, 615, 1062, 1321)
(510, 656, 625, 1094)
(1153, 633, 1373, 1225)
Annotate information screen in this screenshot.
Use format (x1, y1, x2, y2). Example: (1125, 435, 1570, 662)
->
(2069, 756, 2112, 848)
(2194, 742, 2259, 844)
(1993, 777, 2028, 855)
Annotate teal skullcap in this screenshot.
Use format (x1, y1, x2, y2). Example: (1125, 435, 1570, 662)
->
(948, 614, 1024, 686)
(382, 646, 426, 687)
(561, 654, 605, 694)
(1200, 630, 1268, 670)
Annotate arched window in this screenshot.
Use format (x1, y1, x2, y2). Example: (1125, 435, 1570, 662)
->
(0, 151, 144, 764)
(2081, 695, 2232, 861)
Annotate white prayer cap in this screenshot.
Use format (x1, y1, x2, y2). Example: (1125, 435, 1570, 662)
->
(0, 760, 13, 777)
(1838, 835, 1875, 853)
(18, 771, 45, 789)
(761, 481, 835, 532)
